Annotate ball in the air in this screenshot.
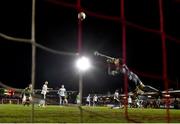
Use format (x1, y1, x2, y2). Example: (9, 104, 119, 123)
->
(78, 12, 86, 21)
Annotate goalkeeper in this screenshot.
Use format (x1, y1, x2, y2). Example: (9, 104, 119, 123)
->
(108, 58, 159, 95)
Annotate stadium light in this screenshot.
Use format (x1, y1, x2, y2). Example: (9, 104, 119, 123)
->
(76, 56, 91, 71)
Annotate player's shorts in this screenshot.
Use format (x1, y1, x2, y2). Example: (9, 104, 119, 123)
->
(22, 95, 32, 103)
(41, 94, 46, 100)
(93, 101, 97, 105)
(60, 96, 65, 100)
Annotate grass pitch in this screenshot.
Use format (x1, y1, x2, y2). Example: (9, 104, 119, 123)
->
(0, 104, 180, 123)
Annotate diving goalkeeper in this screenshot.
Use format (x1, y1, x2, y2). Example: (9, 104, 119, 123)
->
(108, 58, 159, 95)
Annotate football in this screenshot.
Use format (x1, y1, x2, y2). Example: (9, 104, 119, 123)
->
(78, 12, 86, 20)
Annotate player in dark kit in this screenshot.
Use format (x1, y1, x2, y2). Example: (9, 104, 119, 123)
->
(107, 58, 159, 95)
(94, 51, 159, 96)
(22, 84, 32, 106)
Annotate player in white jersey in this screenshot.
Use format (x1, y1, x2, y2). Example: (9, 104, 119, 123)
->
(39, 81, 49, 107)
(128, 96, 132, 108)
(112, 89, 120, 109)
(57, 85, 66, 105)
(93, 94, 98, 106)
(86, 94, 91, 106)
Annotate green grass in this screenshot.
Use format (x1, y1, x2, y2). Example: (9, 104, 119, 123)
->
(0, 104, 180, 123)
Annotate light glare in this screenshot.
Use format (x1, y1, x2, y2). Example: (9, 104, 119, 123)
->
(76, 56, 91, 71)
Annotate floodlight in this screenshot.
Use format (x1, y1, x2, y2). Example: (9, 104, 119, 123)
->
(76, 56, 91, 71)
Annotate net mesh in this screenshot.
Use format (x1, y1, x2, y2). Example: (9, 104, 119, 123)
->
(0, 0, 180, 123)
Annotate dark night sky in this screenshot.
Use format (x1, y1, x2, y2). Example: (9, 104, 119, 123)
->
(0, 0, 180, 95)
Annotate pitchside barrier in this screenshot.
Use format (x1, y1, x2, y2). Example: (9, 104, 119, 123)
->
(1, 98, 20, 104)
